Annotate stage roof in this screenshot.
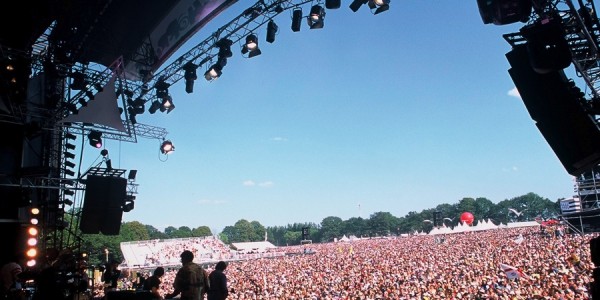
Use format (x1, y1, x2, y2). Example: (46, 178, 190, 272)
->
(0, 0, 236, 75)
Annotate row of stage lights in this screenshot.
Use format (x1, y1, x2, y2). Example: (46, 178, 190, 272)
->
(139, 0, 391, 116)
(58, 0, 390, 155)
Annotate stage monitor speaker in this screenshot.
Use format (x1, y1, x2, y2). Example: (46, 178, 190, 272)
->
(80, 175, 126, 235)
(507, 44, 600, 176)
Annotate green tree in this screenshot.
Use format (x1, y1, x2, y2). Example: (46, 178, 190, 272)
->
(120, 221, 150, 242)
(368, 212, 398, 236)
(343, 217, 367, 237)
(251, 221, 266, 241)
(283, 231, 302, 245)
(192, 226, 212, 237)
(320, 216, 343, 242)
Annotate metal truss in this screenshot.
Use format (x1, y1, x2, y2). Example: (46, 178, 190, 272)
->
(133, 0, 313, 102)
(503, 0, 600, 98)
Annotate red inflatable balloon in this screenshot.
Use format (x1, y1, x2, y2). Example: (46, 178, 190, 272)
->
(460, 212, 474, 225)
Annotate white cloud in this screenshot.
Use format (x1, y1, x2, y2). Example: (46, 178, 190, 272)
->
(508, 87, 521, 98)
(258, 181, 274, 188)
(512, 166, 519, 172)
(271, 137, 288, 142)
(243, 180, 256, 186)
(502, 166, 519, 172)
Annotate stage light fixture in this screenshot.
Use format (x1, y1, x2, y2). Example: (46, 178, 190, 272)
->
(61, 199, 74, 206)
(161, 140, 175, 154)
(66, 143, 76, 150)
(155, 79, 170, 99)
(70, 71, 86, 90)
(160, 95, 175, 114)
(64, 151, 75, 159)
(349, 0, 367, 12)
(64, 189, 75, 196)
(64, 169, 75, 177)
(326, 0, 341, 9)
(87, 130, 102, 148)
(476, 0, 531, 25)
(216, 38, 233, 58)
(291, 8, 303, 32)
(204, 60, 225, 81)
(132, 98, 145, 114)
(94, 83, 104, 92)
(183, 62, 198, 94)
(101, 149, 109, 157)
(27, 238, 37, 246)
(266, 20, 278, 43)
(28, 227, 38, 236)
(368, 0, 389, 14)
(241, 34, 262, 58)
(128, 170, 138, 181)
(308, 5, 325, 29)
(78, 97, 87, 107)
(149, 100, 161, 114)
(65, 133, 76, 140)
(65, 161, 75, 168)
(123, 195, 135, 212)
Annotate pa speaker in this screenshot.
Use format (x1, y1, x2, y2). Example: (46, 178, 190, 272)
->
(80, 176, 126, 235)
(477, 0, 531, 25)
(520, 18, 571, 74)
(507, 44, 600, 176)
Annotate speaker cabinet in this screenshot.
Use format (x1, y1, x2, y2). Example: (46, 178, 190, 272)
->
(507, 44, 600, 176)
(80, 176, 126, 235)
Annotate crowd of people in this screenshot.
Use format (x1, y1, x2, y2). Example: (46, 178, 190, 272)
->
(3, 224, 597, 299)
(82, 225, 596, 299)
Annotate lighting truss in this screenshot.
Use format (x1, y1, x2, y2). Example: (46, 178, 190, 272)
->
(503, 0, 600, 98)
(131, 0, 313, 105)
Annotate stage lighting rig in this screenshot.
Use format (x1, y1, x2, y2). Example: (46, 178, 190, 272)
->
(266, 20, 279, 43)
(160, 140, 175, 154)
(216, 38, 234, 58)
(183, 62, 198, 94)
(308, 5, 325, 29)
(241, 34, 262, 58)
(368, 0, 390, 15)
(349, 0, 367, 12)
(88, 130, 103, 148)
(292, 8, 303, 32)
(160, 95, 175, 114)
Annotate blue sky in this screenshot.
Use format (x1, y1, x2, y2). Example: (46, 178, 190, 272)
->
(84, 1, 577, 233)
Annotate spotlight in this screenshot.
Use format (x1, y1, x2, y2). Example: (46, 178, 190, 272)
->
(368, 0, 389, 14)
(64, 169, 75, 177)
(123, 195, 135, 212)
(61, 199, 74, 206)
(65, 133, 76, 140)
(216, 38, 233, 58)
(65, 161, 75, 168)
(64, 152, 75, 159)
(183, 62, 198, 94)
(27, 238, 37, 246)
(204, 59, 226, 81)
(26, 248, 37, 258)
(128, 170, 137, 181)
(28, 227, 38, 236)
(101, 149, 109, 157)
(161, 140, 175, 154)
(160, 95, 175, 114)
(148, 100, 161, 114)
(308, 5, 325, 29)
(349, 0, 367, 12)
(326, 0, 341, 9)
(70, 71, 86, 90)
(87, 130, 102, 148)
(85, 90, 95, 101)
(241, 34, 262, 58)
(266, 20, 278, 43)
(64, 189, 75, 196)
(94, 83, 104, 92)
(291, 8, 302, 32)
(128, 97, 145, 115)
(155, 80, 170, 99)
(66, 143, 76, 150)
(78, 97, 87, 107)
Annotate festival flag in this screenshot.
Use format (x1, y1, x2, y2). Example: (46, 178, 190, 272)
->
(514, 234, 524, 244)
(500, 263, 530, 280)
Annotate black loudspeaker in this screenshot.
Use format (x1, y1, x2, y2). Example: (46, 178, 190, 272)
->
(433, 211, 442, 227)
(80, 176, 126, 235)
(507, 44, 600, 176)
(520, 18, 571, 74)
(302, 227, 309, 240)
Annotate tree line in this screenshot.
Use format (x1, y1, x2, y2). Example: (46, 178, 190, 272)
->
(65, 192, 559, 267)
